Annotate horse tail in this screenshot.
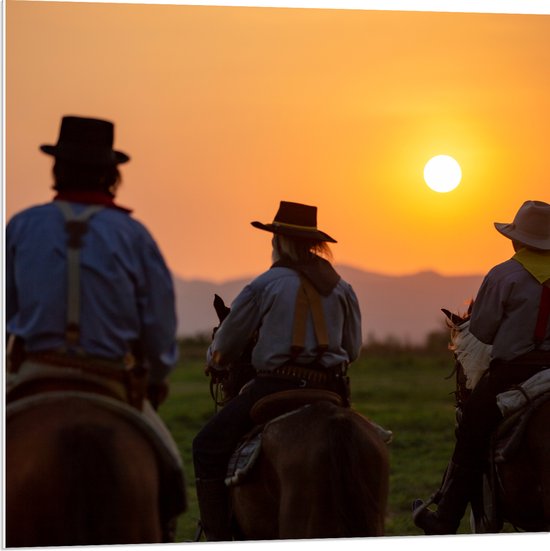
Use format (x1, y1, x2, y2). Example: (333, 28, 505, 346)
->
(325, 403, 389, 536)
(58, 423, 122, 545)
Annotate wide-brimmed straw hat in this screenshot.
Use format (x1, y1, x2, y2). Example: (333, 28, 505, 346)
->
(40, 115, 130, 166)
(495, 200, 550, 251)
(251, 201, 337, 243)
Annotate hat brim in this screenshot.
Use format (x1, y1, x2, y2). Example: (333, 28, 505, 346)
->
(495, 222, 550, 251)
(40, 144, 130, 165)
(251, 221, 337, 243)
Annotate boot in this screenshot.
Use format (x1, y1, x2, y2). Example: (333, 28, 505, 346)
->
(195, 478, 233, 541)
(161, 517, 177, 543)
(159, 465, 187, 542)
(412, 462, 477, 535)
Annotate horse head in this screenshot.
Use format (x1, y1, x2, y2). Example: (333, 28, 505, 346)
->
(208, 295, 256, 407)
(442, 301, 492, 409)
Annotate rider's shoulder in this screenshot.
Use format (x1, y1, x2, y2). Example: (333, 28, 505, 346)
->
(487, 258, 529, 279)
(248, 266, 298, 290)
(8, 202, 53, 221)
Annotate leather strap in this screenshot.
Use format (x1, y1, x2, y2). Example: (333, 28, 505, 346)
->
(291, 276, 329, 360)
(55, 201, 104, 351)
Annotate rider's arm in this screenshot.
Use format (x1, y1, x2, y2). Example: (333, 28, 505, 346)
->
(5, 218, 19, 326)
(207, 284, 262, 370)
(137, 231, 179, 383)
(341, 284, 362, 363)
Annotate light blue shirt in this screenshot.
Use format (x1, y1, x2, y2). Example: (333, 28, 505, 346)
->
(6, 200, 178, 382)
(470, 258, 550, 361)
(207, 266, 362, 371)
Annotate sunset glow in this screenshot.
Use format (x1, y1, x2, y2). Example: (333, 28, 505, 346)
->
(6, 3, 550, 281)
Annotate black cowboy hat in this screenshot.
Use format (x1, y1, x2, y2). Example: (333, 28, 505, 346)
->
(40, 115, 130, 166)
(251, 201, 337, 243)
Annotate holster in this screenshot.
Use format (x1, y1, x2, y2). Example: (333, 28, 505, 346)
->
(124, 364, 150, 410)
(19, 350, 150, 411)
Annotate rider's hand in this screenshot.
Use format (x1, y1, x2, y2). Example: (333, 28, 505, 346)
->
(205, 357, 229, 378)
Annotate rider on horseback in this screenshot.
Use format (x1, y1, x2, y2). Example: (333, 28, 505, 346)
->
(6, 115, 186, 541)
(413, 200, 550, 534)
(192, 200, 362, 541)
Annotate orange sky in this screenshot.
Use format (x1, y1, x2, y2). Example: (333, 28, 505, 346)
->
(6, 1, 550, 281)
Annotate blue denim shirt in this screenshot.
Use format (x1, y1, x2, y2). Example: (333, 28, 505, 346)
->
(207, 265, 362, 371)
(6, 200, 178, 382)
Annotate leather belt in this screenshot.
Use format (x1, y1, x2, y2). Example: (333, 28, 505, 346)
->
(258, 363, 346, 386)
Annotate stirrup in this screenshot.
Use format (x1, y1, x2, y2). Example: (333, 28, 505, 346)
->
(194, 520, 204, 542)
(411, 485, 443, 523)
(412, 502, 459, 535)
(412, 498, 437, 526)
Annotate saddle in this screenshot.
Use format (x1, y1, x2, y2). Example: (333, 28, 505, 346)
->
(225, 389, 344, 487)
(6, 352, 148, 410)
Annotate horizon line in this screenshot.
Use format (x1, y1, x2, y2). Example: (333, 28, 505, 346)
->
(171, 262, 485, 284)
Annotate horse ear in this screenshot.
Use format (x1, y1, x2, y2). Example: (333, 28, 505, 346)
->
(441, 308, 463, 326)
(441, 308, 452, 320)
(213, 294, 231, 322)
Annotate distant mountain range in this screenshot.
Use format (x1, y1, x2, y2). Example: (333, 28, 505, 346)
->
(173, 265, 484, 344)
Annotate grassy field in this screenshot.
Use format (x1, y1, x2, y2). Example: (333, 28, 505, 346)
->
(158, 339, 488, 541)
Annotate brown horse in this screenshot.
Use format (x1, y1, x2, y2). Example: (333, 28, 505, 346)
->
(6, 390, 174, 546)
(442, 305, 550, 533)
(208, 294, 391, 540)
(229, 400, 390, 539)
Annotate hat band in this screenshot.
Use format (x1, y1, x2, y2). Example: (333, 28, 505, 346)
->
(272, 221, 318, 231)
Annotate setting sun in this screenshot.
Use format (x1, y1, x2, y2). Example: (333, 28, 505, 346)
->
(423, 155, 462, 193)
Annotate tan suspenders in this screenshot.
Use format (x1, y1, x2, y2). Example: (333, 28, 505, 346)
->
(55, 201, 104, 352)
(290, 275, 329, 361)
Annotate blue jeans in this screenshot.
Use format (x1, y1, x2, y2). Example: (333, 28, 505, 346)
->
(192, 376, 303, 480)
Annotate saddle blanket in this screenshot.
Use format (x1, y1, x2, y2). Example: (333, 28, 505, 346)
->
(496, 367, 550, 417)
(225, 408, 301, 487)
(493, 391, 550, 463)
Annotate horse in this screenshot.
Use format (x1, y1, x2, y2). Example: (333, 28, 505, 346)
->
(6, 365, 186, 546)
(205, 295, 391, 540)
(441, 304, 550, 533)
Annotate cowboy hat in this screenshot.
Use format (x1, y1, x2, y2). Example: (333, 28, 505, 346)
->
(495, 200, 550, 251)
(40, 115, 130, 166)
(251, 201, 337, 243)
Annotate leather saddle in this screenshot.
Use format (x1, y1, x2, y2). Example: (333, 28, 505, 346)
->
(225, 389, 344, 487)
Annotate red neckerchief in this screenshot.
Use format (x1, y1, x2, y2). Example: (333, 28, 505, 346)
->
(53, 191, 133, 213)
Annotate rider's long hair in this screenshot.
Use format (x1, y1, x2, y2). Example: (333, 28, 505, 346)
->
(272, 233, 333, 264)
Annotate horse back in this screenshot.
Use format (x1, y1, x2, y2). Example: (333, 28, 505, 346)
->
(232, 401, 389, 539)
(6, 397, 162, 546)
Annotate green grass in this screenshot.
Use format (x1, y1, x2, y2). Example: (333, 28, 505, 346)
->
(157, 343, 493, 541)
